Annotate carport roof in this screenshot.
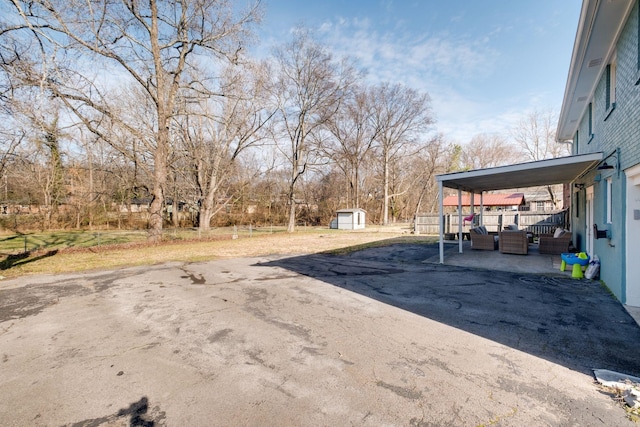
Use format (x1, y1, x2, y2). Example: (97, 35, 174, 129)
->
(442, 193, 525, 207)
(436, 152, 603, 193)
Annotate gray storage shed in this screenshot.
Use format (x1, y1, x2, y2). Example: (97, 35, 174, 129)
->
(332, 208, 366, 230)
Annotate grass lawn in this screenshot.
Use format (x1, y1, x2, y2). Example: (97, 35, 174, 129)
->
(0, 230, 150, 254)
(0, 226, 436, 279)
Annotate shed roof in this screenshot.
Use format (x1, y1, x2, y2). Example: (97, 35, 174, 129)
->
(336, 208, 366, 213)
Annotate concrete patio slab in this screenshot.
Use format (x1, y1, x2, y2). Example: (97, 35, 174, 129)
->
(1, 243, 639, 426)
(424, 240, 563, 275)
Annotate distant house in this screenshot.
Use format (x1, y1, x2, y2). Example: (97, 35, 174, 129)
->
(557, 0, 640, 307)
(119, 198, 152, 213)
(330, 208, 366, 230)
(442, 193, 525, 211)
(519, 185, 564, 212)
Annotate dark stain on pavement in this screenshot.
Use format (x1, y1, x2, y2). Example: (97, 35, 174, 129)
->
(376, 380, 423, 400)
(0, 283, 91, 323)
(243, 287, 314, 342)
(180, 269, 206, 285)
(208, 328, 233, 343)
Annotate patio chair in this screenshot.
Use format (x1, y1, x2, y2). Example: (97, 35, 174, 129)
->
(499, 230, 528, 255)
(469, 226, 497, 250)
(463, 212, 476, 226)
(538, 229, 572, 255)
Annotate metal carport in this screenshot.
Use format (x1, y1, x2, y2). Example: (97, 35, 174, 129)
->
(435, 153, 603, 263)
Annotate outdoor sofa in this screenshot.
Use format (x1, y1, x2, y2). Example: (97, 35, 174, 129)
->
(469, 226, 498, 250)
(538, 229, 572, 255)
(499, 230, 528, 255)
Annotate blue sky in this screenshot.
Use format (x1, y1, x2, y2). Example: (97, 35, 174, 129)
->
(258, 0, 583, 144)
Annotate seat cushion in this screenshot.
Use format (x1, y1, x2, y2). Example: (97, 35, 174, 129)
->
(554, 228, 566, 238)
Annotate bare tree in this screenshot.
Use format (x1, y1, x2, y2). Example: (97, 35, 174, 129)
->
(511, 109, 569, 161)
(410, 134, 450, 217)
(461, 133, 520, 170)
(5, 0, 262, 240)
(370, 82, 434, 225)
(0, 22, 39, 181)
(272, 29, 356, 232)
(0, 123, 25, 181)
(2, 73, 72, 227)
(511, 109, 570, 206)
(177, 62, 274, 230)
(324, 84, 378, 209)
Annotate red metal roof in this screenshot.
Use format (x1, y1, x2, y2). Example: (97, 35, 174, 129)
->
(442, 193, 525, 207)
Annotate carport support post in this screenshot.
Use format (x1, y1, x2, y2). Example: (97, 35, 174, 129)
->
(438, 181, 444, 264)
(458, 190, 463, 253)
(470, 192, 475, 223)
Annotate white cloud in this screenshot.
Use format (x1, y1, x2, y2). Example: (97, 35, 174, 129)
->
(312, 18, 505, 143)
(318, 17, 497, 85)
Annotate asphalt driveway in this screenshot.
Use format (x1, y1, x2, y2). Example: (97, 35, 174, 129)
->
(1, 243, 639, 426)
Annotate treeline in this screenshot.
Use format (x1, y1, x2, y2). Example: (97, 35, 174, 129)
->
(0, 1, 567, 236)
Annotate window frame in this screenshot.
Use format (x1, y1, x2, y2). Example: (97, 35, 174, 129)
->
(605, 53, 617, 119)
(588, 102, 594, 141)
(605, 61, 616, 112)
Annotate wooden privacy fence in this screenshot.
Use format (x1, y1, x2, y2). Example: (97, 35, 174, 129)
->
(414, 210, 569, 235)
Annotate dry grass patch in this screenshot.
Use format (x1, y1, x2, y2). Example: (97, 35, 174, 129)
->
(0, 230, 436, 279)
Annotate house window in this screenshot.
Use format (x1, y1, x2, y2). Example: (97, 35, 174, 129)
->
(536, 201, 545, 211)
(606, 177, 613, 224)
(605, 58, 616, 113)
(588, 102, 594, 140)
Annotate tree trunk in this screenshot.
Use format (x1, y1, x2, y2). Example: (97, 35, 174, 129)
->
(354, 168, 360, 209)
(287, 194, 296, 232)
(199, 207, 213, 231)
(148, 138, 167, 241)
(413, 190, 425, 222)
(382, 149, 389, 225)
(172, 182, 180, 228)
(198, 180, 217, 231)
(88, 150, 94, 229)
(546, 185, 557, 209)
(197, 167, 221, 231)
(148, 185, 164, 241)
